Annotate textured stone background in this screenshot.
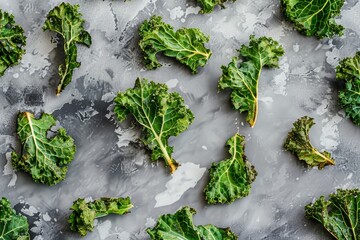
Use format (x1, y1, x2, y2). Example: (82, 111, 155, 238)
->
(0, 0, 360, 239)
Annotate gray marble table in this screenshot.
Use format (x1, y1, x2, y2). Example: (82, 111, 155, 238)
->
(1, 0, 360, 239)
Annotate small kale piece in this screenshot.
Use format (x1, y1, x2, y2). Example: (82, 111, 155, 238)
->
(0, 197, 30, 240)
(11, 112, 76, 185)
(114, 78, 194, 173)
(69, 197, 133, 236)
(336, 51, 360, 126)
(43, 3, 92, 95)
(139, 15, 212, 74)
(147, 206, 237, 240)
(305, 189, 360, 239)
(219, 35, 284, 127)
(195, 0, 237, 14)
(281, 0, 345, 38)
(204, 133, 257, 204)
(284, 116, 335, 169)
(0, 9, 26, 76)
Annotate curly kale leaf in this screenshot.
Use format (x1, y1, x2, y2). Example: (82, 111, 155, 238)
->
(336, 52, 360, 126)
(147, 207, 237, 240)
(306, 189, 360, 240)
(114, 78, 194, 173)
(198, 225, 238, 240)
(284, 116, 335, 169)
(11, 112, 76, 185)
(43, 3, 92, 95)
(204, 133, 257, 204)
(281, 0, 345, 38)
(139, 15, 212, 74)
(0, 9, 26, 76)
(219, 35, 284, 127)
(195, 0, 237, 14)
(0, 198, 30, 240)
(69, 197, 133, 236)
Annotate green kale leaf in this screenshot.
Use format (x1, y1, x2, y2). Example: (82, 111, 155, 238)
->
(43, 3, 92, 95)
(281, 0, 345, 38)
(114, 78, 194, 173)
(195, 0, 237, 14)
(11, 112, 76, 185)
(147, 206, 237, 240)
(69, 197, 133, 236)
(219, 35, 284, 127)
(305, 189, 360, 240)
(204, 133, 257, 204)
(198, 225, 238, 240)
(0, 9, 26, 76)
(284, 116, 335, 169)
(139, 15, 212, 74)
(0, 197, 30, 240)
(336, 51, 360, 126)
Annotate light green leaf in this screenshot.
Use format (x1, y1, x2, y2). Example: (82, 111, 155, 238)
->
(284, 116, 335, 169)
(0, 9, 26, 76)
(114, 78, 194, 173)
(69, 197, 133, 236)
(147, 207, 238, 240)
(305, 189, 360, 240)
(11, 112, 76, 185)
(219, 35, 284, 127)
(204, 133, 257, 204)
(0, 197, 30, 240)
(139, 15, 212, 74)
(336, 51, 360, 126)
(195, 0, 236, 14)
(43, 3, 92, 95)
(281, 0, 345, 38)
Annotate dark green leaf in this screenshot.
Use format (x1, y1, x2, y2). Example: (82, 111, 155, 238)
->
(0, 9, 26, 76)
(11, 112, 76, 185)
(69, 197, 133, 236)
(195, 0, 237, 14)
(114, 78, 194, 173)
(219, 35, 284, 127)
(139, 15, 212, 74)
(281, 0, 345, 38)
(336, 51, 360, 126)
(198, 225, 238, 240)
(284, 116, 335, 169)
(147, 207, 238, 240)
(0, 197, 30, 240)
(204, 133, 257, 204)
(305, 189, 360, 240)
(43, 3, 92, 95)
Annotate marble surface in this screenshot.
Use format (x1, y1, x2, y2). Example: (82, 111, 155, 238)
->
(0, 0, 360, 239)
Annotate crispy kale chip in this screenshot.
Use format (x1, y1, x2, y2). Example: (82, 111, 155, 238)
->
(114, 78, 194, 173)
(337, 51, 360, 126)
(43, 3, 92, 95)
(219, 35, 284, 127)
(0, 9, 26, 76)
(281, 0, 345, 38)
(69, 197, 133, 236)
(306, 189, 360, 239)
(139, 15, 212, 74)
(204, 133, 257, 204)
(147, 207, 237, 240)
(11, 112, 76, 185)
(284, 116, 335, 169)
(195, 0, 237, 14)
(0, 197, 30, 240)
